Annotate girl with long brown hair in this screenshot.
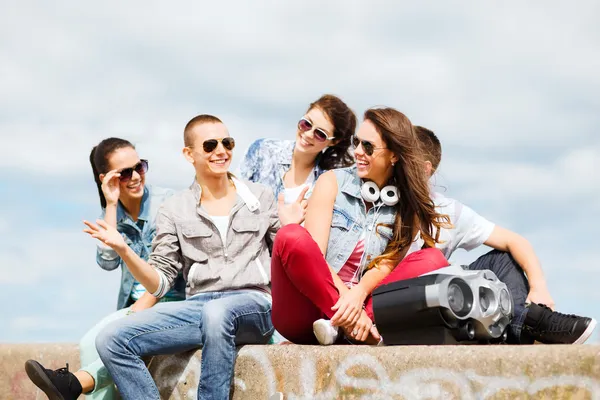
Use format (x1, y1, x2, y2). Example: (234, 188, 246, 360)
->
(270, 107, 452, 345)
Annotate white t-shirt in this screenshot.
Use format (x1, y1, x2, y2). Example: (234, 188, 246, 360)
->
(282, 173, 315, 204)
(406, 192, 496, 259)
(283, 183, 311, 204)
(210, 215, 230, 244)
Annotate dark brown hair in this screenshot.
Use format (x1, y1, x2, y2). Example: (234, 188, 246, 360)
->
(89, 138, 135, 208)
(184, 114, 223, 147)
(308, 94, 357, 170)
(364, 108, 451, 269)
(414, 126, 442, 172)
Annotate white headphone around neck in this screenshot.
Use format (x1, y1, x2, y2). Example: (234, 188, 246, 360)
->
(360, 181, 399, 206)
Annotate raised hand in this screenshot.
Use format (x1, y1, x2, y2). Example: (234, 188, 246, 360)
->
(83, 219, 127, 253)
(101, 170, 121, 206)
(277, 185, 309, 226)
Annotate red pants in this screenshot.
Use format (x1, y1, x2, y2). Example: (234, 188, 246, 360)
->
(271, 225, 449, 344)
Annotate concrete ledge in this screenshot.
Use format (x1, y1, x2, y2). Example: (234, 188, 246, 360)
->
(2, 344, 599, 399)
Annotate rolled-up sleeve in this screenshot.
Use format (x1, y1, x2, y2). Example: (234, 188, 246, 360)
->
(95, 209, 121, 270)
(96, 243, 121, 271)
(148, 206, 183, 298)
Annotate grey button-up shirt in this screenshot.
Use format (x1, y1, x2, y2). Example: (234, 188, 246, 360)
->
(149, 177, 280, 298)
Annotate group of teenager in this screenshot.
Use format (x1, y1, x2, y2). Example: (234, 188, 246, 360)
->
(24, 95, 596, 400)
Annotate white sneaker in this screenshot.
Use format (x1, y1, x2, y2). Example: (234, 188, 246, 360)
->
(269, 393, 284, 400)
(313, 319, 339, 345)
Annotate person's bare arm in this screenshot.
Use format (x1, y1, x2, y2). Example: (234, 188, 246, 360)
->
(484, 225, 554, 308)
(304, 171, 349, 295)
(129, 291, 160, 312)
(84, 208, 182, 297)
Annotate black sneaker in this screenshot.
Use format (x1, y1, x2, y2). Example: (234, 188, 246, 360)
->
(523, 303, 597, 344)
(24, 360, 82, 400)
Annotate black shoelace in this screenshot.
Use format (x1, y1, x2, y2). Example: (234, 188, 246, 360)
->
(537, 304, 579, 335)
(55, 363, 71, 376)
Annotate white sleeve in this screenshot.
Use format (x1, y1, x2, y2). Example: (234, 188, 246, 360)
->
(452, 201, 495, 251)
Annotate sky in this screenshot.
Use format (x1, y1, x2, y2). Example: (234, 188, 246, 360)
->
(0, 1, 598, 344)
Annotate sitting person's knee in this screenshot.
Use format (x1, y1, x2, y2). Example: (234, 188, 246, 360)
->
(201, 302, 232, 334)
(273, 224, 309, 255)
(95, 321, 125, 356)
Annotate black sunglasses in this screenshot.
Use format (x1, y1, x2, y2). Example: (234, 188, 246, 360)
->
(119, 160, 148, 182)
(201, 137, 236, 153)
(352, 136, 387, 156)
(298, 118, 335, 142)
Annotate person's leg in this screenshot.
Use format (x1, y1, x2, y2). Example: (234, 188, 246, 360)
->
(23, 308, 131, 400)
(95, 296, 213, 400)
(465, 249, 530, 343)
(78, 307, 130, 399)
(197, 290, 273, 399)
(271, 224, 341, 343)
(465, 250, 596, 344)
(364, 248, 449, 320)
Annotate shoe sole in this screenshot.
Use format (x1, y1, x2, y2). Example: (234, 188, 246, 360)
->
(574, 318, 597, 345)
(24, 360, 66, 400)
(313, 321, 335, 345)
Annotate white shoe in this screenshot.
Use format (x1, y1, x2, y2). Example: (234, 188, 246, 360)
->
(313, 319, 339, 345)
(269, 393, 284, 400)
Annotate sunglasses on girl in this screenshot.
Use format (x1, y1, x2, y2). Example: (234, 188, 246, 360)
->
(201, 137, 236, 153)
(298, 118, 335, 142)
(352, 136, 387, 156)
(119, 160, 149, 182)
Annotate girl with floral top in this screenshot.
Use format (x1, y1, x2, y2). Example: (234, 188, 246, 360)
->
(238, 94, 357, 204)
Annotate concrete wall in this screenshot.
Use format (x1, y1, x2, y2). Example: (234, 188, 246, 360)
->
(2, 344, 599, 399)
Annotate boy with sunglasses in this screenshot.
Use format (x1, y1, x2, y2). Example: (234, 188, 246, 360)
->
(411, 126, 596, 344)
(84, 115, 305, 400)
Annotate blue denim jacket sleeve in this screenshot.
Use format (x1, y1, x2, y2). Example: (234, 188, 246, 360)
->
(237, 139, 263, 181)
(95, 209, 121, 271)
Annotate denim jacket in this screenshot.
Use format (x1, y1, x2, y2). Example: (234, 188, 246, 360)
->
(96, 185, 186, 309)
(325, 167, 397, 273)
(237, 139, 325, 199)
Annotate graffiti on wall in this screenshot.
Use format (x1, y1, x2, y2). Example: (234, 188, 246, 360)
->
(152, 347, 600, 400)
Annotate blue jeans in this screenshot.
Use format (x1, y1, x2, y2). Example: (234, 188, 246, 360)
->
(95, 290, 274, 400)
(465, 250, 533, 344)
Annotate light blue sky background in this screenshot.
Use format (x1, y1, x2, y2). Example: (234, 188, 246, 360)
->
(0, 1, 598, 343)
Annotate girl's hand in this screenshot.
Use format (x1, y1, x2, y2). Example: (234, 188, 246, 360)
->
(277, 186, 309, 226)
(330, 286, 367, 328)
(344, 311, 376, 342)
(101, 170, 121, 206)
(83, 219, 128, 253)
(526, 287, 555, 310)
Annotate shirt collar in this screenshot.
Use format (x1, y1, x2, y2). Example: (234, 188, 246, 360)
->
(190, 177, 260, 212)
(278, 140, 324, 176)
(116, 185, 151, 223)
